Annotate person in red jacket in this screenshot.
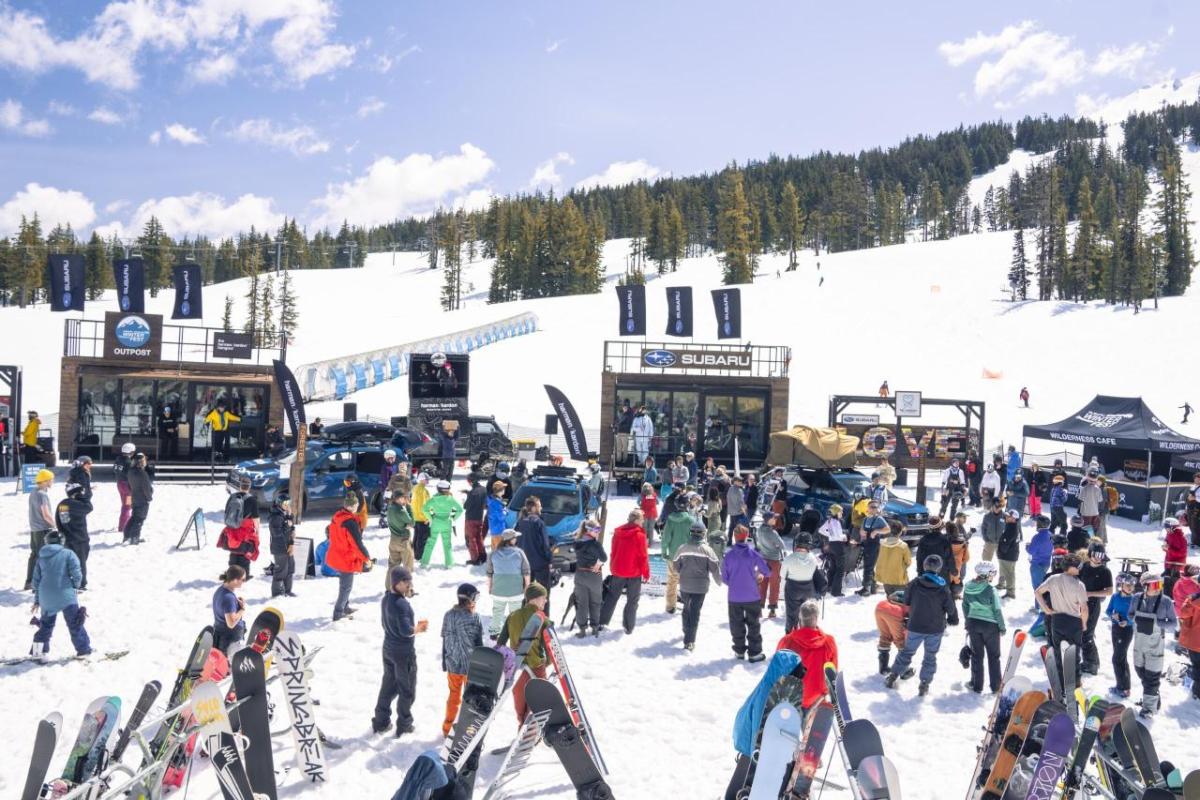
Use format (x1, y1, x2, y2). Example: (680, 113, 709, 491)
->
(599, 509, 650, 634)
(1179, 588, 1200, 702)
(1173, 565, 1200, 618)
(776, 599, 839, 716)
(326, 494, 373, 621)
(639, 483, 658, 537)
(1164, 517, 1189, 579)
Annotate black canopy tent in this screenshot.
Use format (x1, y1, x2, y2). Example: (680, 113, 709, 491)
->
(1022, 395, 1200, 520)
(1166, 449, 1200, 517)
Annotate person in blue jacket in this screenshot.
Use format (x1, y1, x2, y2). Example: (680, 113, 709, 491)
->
(486, 480, 508, 552)
(1025, 514, 1054, 611)
(1006, 445, 1023, 485)
(516, 496, 555, 615)
(30, 529, 91, 659)
(438, 427, 459, 479)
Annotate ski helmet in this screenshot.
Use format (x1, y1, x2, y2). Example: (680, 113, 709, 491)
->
(457, 583, 480, 602)
(1069, 515, 1084, 527)
(1115, 572, 1137, 589)
(922, 554, 944, 574)
(588, 463, 600, 473)
(384, 449, 396, 460)
(1141, 573, 1164, 591)
(121, 442, 136, 454)
(1164, 517, 1179, 528)
(436, 479, 451, 491)
(974, 562, 998, 579)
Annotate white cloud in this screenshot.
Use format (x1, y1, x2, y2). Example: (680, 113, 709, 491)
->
(937, 21, 1035, 67)
(356, 97, 386, 119)
(104, 199, 130, 215)
(228, 118, 329, 156)
(187, 52, 237, 84)
(575, 159, 663, 191)
(375, 44, 420, 73)
(48, 100, 76, 116)
(1092, 42, 1155, 78)
(546, 40, 563, 54)
(0, 1, 355, 90)
(452, 188, 495, 213)
(127, 192, 284, 239)
(149, 130, 161, 145)
(0, 99, 51, 137)
(528, 152, 574, 189)
(0, 183, 96, 236)
(88, 106, 122, 125)
(161, 123, 205, 145)
(311, 143, 496, 229)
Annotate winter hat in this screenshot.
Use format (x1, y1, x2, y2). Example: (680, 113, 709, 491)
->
(389, 565, 413, 586)
(525, 582, 548, 601)
(1069, 515, 1084, 527)
(974, 562, 998, 579)
(1164, 517, 1179, 528)
(689, 520, 706, 538)
(417, 472, 430, 484)
(457, 583, 480, 602)
(927, 515, 944, 530)
(436, 479, 451, 491)
(922, 554, 944, 574)
(35, 469, 53, 484)
(733, 526, 751, 542)
(500, 528, 519, 543)
(793, 535, 811, 551)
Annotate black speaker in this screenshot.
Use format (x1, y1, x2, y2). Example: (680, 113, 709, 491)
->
(544, 414, 558, 435)
(390, 416, 407, 428)
(343, 402, 357, 422)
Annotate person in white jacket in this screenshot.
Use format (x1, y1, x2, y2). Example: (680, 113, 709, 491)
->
(979, 463, 1003, 506)
(780, 537, 824, 632)
(819, 504, 848, 597)
(630, 408, 655, 465)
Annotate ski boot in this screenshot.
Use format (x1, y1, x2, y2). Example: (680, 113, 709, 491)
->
(919, 681, 931, 696)
(878, 649, 890, 675)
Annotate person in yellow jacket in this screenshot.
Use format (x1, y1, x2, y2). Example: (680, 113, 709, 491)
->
(412, 473, 432, 561)
(876, 456, 897, 490)
(422, 479, 463, 568)
(875, 523, 913, 596)
(203, 400, 240, 460)
(22, 410, 43, 463)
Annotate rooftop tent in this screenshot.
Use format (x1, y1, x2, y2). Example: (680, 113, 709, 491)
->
(1021, 395, 1200, 452)
(767, 425, 858, 469)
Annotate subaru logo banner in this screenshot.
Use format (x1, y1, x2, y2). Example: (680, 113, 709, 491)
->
(544, 384, 589, 462)
(711, 288, 742, 340)
(643, 349, 678, 368)
(171, 262, 203, 319)
(48, 253, 85, 312)
(664, 286, 693, 337)
(614, 284, 646, 336)
(112, 257, 145, 313)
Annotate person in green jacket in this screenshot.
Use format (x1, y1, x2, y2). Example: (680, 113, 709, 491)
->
(387, 490, 415, 588)
(422, 479, 464, 568)
(661, 506, 693, 614)
(961, 561, 1006, 693)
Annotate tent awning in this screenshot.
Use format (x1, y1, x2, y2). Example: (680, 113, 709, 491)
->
(1171, 449, 1200, 473)
(1022, 395, 1200, 453)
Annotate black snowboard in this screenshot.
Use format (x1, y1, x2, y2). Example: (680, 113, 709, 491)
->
(232, 648, 276, 800)
(524, 678, 612, 800)
(843, 719, 885, 770)
(111, 680, 162, 763)
(21, 712, 61, 800)
(209, 731, 256, 800)
(438, 647, 506, 799)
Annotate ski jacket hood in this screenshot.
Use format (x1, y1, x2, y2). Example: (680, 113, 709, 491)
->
(661, 511, 693, 560)
(776, 627, 839, 709)
(609, 522, 650, 580)
(962, 579, 1006, 631)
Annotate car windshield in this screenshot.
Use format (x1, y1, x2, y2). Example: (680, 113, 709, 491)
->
(509, 484, 580, 518)
(832, 472, 870, 496)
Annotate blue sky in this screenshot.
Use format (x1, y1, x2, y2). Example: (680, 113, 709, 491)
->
(0, 0, 1195, 240)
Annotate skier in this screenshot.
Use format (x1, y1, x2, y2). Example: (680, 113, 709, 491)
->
(995, 508, 1022, 600)
(662, 494, 694, 614)
(940, 459, 968, 519)
(979, 464, 1002, 507)
(211, 564, 247, 654)
(462, 474, 487, 566)
(485, 480, 508, 553)
(755, 512, 786, 617)
(780, 535, 825, 633)
(1106, 572, 1137, 698)
(600, 509, 650, 634)
(29, 528, 91, 659)
(327, 494, 372, 621)
(203, 400, 240, 461)
(1129, 573, 1177, 716)
(113, 442, 135, 534)
(777, 600, 839, 715)
(857, 501, 890, 596)
(885, 554, 959, 695)
(875, 591, 913, 678)
(439, 583, 483, 736)
(1005, 471, 1029, 518)
(486, 529, 530, 639)
(57, 460, 93, 590)
(387, 491, 415, 587)
(515, 496, 554, 614)
(674, 520, 722, 651)
(124, 452, 153, 545)
(412, 473, 431, 560)
(1019, 387, 1030, 408)
(1181, 402, 1193, 424)
(630, 407, 654, 466)
(1034, 553, 1088, 695)
(1048, 475, 1068, 539)
(1025, 516, 1054, 610)
(268, 494, 296, 598)
(572, 519, 608, 637)
(496, 583, 549, 723)
(875, 523, 911, 597)
(218, 476, 260, 576)
(422, 479, 463, 569)
(818, 504, 847, 597)
(961, 562, 1006, 693)
(723, 525, 769, 662)
(1078, 542, 1113, 675)
(1177, 587, 1200, 702)
(372, 566, 428, 737)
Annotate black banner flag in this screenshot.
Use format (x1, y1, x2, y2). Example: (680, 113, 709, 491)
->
(171, 263, 203, 319)
(711, 287, 742, 339)
(664, 286, 693, 337)
(544, 385, 589, 462)
(614, 284, 646, 336)
(272, 359, 308, 437)
(48, 253, 85, 312)
(112, 257, 145, 313)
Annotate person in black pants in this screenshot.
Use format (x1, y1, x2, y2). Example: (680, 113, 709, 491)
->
(1035, 554, 1088, 696)
(124, 453, 153, 544)
(818, 504, 847, 597)
(1107, 573, 1136, 697)
(372, 567, 427, 736)
(269, 495, 296, 598)
(158, 406, 179, 459)
(515, 497, 554, 617)
(599, 511, 650, 633)
(1078, 543, 1113, 674)
(961, 562, 1005, 693)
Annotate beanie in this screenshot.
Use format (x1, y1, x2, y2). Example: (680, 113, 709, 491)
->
(525, 582, 548, 601)
(390, 565, 413, 586)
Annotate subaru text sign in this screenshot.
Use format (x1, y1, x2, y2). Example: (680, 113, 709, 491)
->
(112, 257, 145, 313)
(103, 311, 162, 361)
(639, 348, 751, 371)
(710, 288, 741, 339)
(614, 284, 646, 336)
(664, 286, 693, 337)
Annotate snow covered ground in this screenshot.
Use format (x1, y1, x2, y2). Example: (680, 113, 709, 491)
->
(1, 475, 1197, 799)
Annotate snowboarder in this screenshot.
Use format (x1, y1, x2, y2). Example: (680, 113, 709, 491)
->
(777, 600, 839, 713)
(124, 453, 153, 545)
(113, 441, 135, 534)
(1019, 387, 1030, 408)
(372, 566, 428, 736)
(875, 590, 912, 678)
(211, 564, 247, 654)
(885, 554, 958, 695)
(996, 509, 1022, 600)
(818, 504, 847, 597)
(485, 480, 508, 553)
(54, 488, 93, 593)
(674, 520, 722, 650)
(878, 380, 889, 399)
(1129, 573, 1177, 716)
(1181, 402, 1193, 424)
(780, 535, 824, 632)
(486, 529, 530, 639)
(440, 583, 483, 736)
(268, 494, 296, 598)
(422, 479, 463, 569)
(496, 583, 549, 723)
(572, 519, 608, 637)
(327, 494, 372, 622)
(1035, 553, 1088, 695)
(600, 509, 650, 634)
(462, 474, 487, 565)
(961, 562, 1005, 693)
(723, 525, 769, 662)
(1078, 542, 1112, 675)
(515, 496, 553, 614)
(755, 512, 786, 616)
(29, 528, 91, 659)
(1107, 572, 1136, 698)
(387, 491, 416, 587)
(940, 459, 968, 519)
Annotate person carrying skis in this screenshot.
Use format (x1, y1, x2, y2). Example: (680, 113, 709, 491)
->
(780, 535, 825, 632)
(961, 562, 1005, 693)
(440, 582, 483, 736)
(723, 525, 769, 662)
(422, 479, 463, 569)
(1129, 573, 1177, 716)
(1034, 553, 1088, 696)
(1078, 542, 1113, 675)
(755, 511, 786, 617)
(572, 519, 608, 637)
(600, 509, 650, 634)
(819, 504, 847, 597)
(29, 528, 91, 659)
(327, 493, 372, 621)
(1026, 516, 1054, 609)
(1106, 572, 1137, 698)
(776, 600, 839, 717)
(212, 564, 247, 654)
(372, 566, 428, 737)
(885, 554, 958, 695)
(857, 501, 890, 596)
(1177, 584, 1200, 702)
(461, 473, 488, 565)
(268, 494, 296, 598)
(875, 522, 912, 597)
(674, 520, 722, 651)
(113, 442, 135, 534)
(387, 490, 416, 586)
(515, 496, 554, 614)
(496, 583, 549, 723)
(995, 508, 1022, 600)
(1048, 475, 1069, 539)
(979, 463, 1002, 507)
(875, 590, 913, 679)
(486, 529, 530, 639)
(485, 479, 508, 553)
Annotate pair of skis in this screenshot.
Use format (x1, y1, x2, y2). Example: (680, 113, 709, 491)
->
(964, 629, 1028, 799)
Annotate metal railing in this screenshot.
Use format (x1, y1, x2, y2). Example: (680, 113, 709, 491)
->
(603, 339, 790, 378)
(64, 318, 284, 366)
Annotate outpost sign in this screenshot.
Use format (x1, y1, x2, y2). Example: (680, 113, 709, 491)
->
(103, 311, 162, 361)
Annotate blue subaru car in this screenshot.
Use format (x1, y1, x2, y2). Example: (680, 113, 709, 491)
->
(228, 439, 392, 511)
(504, 466, 590, 570)
(777, 466, 931, 543)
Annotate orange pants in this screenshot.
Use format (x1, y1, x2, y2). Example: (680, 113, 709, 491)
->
(443, 673, 467, 736)
(512, 665, 548, 723)
(758, 560, 781, 608)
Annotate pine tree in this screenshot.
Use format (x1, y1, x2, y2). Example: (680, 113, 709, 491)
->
(778, 181, 804, 269)
(222, 294, 234, 331)
(1071, 176, 1100, 301)
(665, 197, 685, 271)
(1009, 228, 1029, 300)
(242, 244, 262, 339)
(16, 214, 46, 306)
(1155, 138, 1195, 296)
(716, 171, 755, 284)
(440, 211, 463, 310)
(138, 216, 172, 296)
(259, 273, 276, 346)
(84, 232, 111, 300)
(278, 269, 298, 343)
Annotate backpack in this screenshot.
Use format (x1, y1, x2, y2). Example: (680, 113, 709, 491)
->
(224, 493, 248, 529)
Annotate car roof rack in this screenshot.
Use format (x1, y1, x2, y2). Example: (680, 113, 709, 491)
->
(531, 465, 578, 480)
